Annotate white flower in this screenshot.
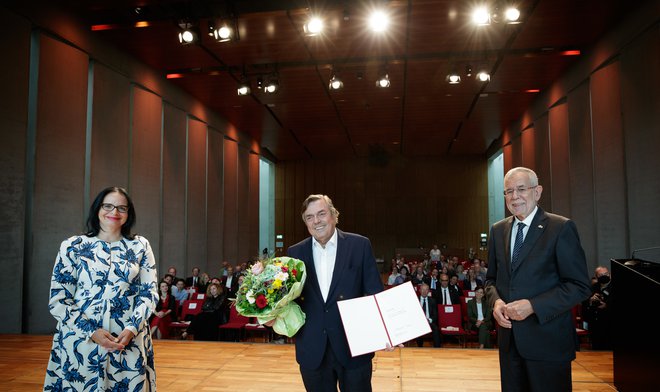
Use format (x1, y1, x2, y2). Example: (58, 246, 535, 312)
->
(275, 271, 289, 282)
(246, 290, 255, 304)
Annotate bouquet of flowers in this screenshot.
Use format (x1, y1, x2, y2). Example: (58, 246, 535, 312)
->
(234, 256, 307, 337)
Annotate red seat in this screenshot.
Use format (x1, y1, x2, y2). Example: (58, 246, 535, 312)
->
(219, 305, 249, 341)
(169, 299, 204, 337)
(437, 304, 467, 347)
(244, 318, 273, 342)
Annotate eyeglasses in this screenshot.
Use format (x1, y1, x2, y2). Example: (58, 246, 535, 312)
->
(503, 185, 537, 197)
(440, 279, 449, 282)
(101, 203, 129, 214)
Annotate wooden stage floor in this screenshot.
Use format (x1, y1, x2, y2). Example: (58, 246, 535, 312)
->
(1, 334, 615, 391)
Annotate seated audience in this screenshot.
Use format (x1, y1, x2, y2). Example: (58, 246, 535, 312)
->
(185, 267, 203, 291)
(150, 280, 177, 339)
(466, 286, 493, 348)
(222, 266, 239, 299)
(411, 265, 429, 286)
(463, 268, 483, 291)
(162, 273, 174, 286)
(393, 266, 410, 285)
(182, 283, 228, 341)
(448, 274, 463, 297)
(387, 264, 400, 285)
(435, 273, 459, 305)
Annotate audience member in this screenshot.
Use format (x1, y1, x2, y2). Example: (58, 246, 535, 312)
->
(171, 278, 189, 306)
(416, 283, 442, 348)
(162, 273, 174, 286)
(582, 266, 612, 350)
(182, 283, 228, 341)
(393, 266, 410, 285)
(167, 266, 180, 282)
(448, 274, 463, 297)
(428, 268, 440, 295)
(435, 273, 459, 305)
(222, 266, 239, 298)
(387, 264, 400, 285)
(150, 280, 176, 339)
(411, 265, 429, 286)
(429, 244, 442, 263)
(185, 267, 203, 290)
(198, 272, 210, 294)
(463, 268, 484, 291)
(466, 286, 493, 349)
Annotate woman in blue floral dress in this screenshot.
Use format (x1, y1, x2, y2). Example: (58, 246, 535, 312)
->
(44, 186, 159, 391)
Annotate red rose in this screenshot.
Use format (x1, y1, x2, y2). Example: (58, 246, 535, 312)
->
(256, 294, 268, 309)
(292, 269, 298, 277)
(281, 266, 289, 272)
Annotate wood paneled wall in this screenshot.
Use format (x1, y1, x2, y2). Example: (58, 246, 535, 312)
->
(497, 6, 659, 270)
(0, 7, 260, 334)
(275, 156, 490, 263)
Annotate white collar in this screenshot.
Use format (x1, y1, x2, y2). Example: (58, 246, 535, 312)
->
(312, 229, 338, 249)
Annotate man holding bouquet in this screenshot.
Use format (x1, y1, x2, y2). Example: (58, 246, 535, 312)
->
(288, 194, 384, 392)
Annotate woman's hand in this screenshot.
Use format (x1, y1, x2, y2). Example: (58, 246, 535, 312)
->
(117, 329, 136, 347)
(91, 329, 125, 352)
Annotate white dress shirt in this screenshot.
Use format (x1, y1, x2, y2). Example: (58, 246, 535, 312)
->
(510, 206, 538, 260)
(441, 287, 452, 305)
(312, 229, 338, 302)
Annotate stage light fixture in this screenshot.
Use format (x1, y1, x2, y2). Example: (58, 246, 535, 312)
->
(368, 10, 390, 32)
(504, 7, 521, 23)
(237, 82, 250, 96)
(178, 21, 198, 45)
(447, 73, 461, 84)
(264, 78, 279, 94)
(304, 17, 324, 36)
(214, 22, 234, 42)
(472, 7, 491, 26)
(376, 73, 390, 88)
(329, 74, 343, 90)
(476, 71, 491, 82)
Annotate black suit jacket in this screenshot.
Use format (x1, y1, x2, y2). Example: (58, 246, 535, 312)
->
(434, 286, 460, 305)
(287, 229, 384, 370)
(185, 276, 202, 290)
(419, 295, 438, 325)
(485, 208, 591, 362)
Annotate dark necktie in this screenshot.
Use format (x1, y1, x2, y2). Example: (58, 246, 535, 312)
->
(443, 288, 447, 304)
(512, 222, 526, 266)
(421, 298, 429, 319)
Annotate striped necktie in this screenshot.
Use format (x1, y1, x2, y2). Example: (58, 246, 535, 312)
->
(512, 222, 526, 266)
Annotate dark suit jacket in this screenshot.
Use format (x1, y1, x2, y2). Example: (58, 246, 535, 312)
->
(466, 299, 493, 330)
(185, 276, 202, 290)
(419, 296, 438, 325)
(287, 229, 384, 370)
(434, 286, 460, 305)
(221, 275, 239, 299)
(485, 207, 591, 362)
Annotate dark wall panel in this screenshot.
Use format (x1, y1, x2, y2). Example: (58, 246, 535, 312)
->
(129, 87, 161, 262)
(548, 103, 571, 217)
(591, 62, 628, 261)
(207, 129, 224, 271)
(533, 114, 553, 212)
(237, 145, 250, 262)
(521, 127, 536, 171)
(29, 36, 88, 333)
(90, 63, 130, 195)
(567, 82, 596, 263)
(276, 156, 489, 262)
(223, 139, 238, 263)
(187, 118, 207, 271)
(161, 104, 186, 274)
(0, 8, 30, 333)
(248, 153, 260, 260)
(621, 24, 660, 253)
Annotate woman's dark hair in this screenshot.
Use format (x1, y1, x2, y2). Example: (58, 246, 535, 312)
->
(158, 280, 172, 299)
(85, 186, 136, 239)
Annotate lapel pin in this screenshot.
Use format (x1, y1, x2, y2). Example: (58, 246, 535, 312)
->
(538, 225, 543, 229)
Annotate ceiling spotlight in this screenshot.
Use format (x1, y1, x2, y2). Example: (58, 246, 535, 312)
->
(237, 83, 250, 96)
(264, 79, 279, 94)
(476, 71, 491, 82)
(504, 7, 521, 24)
(447, 73, 461, 84)
(304, 17, 324, 36)
(376, 73, 390, 88)
(368, 10, 390, 32)
(214, 23, 234, 42)
(329, 74, 343, 90)
(472, 7, 491, 26)
(465, 65, 473, 77)
(178, 21, 198, 45)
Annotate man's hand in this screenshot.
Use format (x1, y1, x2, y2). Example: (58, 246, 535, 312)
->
(492, 299, 512, 328)
(383, 342, 405, 352)
(91, 329, 125, 352)
(505, 299, 534, 321)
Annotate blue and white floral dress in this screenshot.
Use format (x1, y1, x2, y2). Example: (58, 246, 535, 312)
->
(43, 235, 159, 392)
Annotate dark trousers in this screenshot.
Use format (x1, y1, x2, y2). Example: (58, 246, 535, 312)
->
(416, 323, 442, 347)
(299, 344, 372, 392)
(500, 331, 572, 392)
